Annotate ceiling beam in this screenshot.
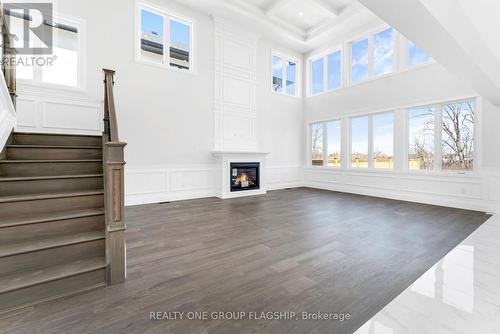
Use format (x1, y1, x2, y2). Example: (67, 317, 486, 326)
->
(309, 0, 341, 17)
(265, 0, 293, 16)
(229, 0, 306, 40)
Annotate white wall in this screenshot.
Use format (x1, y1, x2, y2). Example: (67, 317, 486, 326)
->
(303, 61, 500, 212)
(0, 71, 16, 150)
(14, 0, 303, 205)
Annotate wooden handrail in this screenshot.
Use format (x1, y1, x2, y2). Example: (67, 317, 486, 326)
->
(0, 2, 17, 106)
(103, 69, 119, 142)
(102, 69, 127, 285)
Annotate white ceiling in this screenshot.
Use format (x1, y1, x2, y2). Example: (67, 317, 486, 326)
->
(178, 0, 381, 53)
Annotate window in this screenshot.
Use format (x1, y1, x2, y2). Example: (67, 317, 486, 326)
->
(408, 41, 433, 67)
(373, 112, 394, 169)
(442, 101, 475, 171)
(140, 9, 164, 64)
(327, 120, 341, 167)
(351, 38, 368, 84)
(373, 28, 394, 77)
(272, 53, 298, 97)
(327, 51, 341, 90)
(272, 55, 283, 93)
(9, 12, 82, 88)
(137, 4, 193, 72)
(169, 19, 191, 70)
(286, 60, 297, 96)
(350, 27, 395, 84)
(408, 107, 435, 170)
(311, 58, 324, 95)
(351, 116, 369, 168)
(311, 123, 324, 166)
(407, 99, 475, 172)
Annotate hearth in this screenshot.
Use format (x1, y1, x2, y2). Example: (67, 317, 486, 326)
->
(230, 162, 260, 192)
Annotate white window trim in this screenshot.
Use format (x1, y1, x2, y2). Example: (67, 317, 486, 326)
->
(271, 50, 300, 98)
(308, 45, 343, 96)
(16, 14, 87, 92)
(135, 1, 196, 74)
(404, 39, 436, 70)
(306, 24, 436, 97)
(406, 97, 480, 174)
(348, 25, 396, 86)
(306, 96, 481, 175)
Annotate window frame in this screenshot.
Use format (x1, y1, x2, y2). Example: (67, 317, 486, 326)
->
(348, 25, 396, 86)
(135, 1, 195, 74)
(406, 98, 478, 174)
(307, 97, 480, 175)
(404, 40, 435, 70)
(15, 14, 86, 92)
(309, 46, 343, 96)
(271, 51, 300, 98)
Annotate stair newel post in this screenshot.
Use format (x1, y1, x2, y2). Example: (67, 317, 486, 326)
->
(103, 69, 127, 285)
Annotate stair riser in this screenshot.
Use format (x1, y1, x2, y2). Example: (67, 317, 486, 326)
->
(0, 269, 105, 314)
(0, 177, 103, 195)
(0, 240, 105, 276)
(13, 134, 102, 147)
(0, 194, 104, 219)
(0, 162, 103, 177)
(0, 215, 105, 244)
(6, 147, 102, 160)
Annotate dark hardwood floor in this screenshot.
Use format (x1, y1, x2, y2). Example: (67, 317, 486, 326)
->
(0, 188, 490, 334)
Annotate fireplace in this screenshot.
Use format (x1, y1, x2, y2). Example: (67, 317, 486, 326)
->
(230, 162, 260, 192)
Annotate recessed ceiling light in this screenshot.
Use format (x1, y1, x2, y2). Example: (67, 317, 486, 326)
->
(298, 11, 304, 17)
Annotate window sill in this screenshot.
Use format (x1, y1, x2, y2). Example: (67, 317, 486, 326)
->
(134, 58, 197, 76)
(305, 166, 482, 179)
(307, 60, 436, 99)
(271, 90, 301, 99)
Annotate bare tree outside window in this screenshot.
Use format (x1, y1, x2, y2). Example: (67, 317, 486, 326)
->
(408, 107, 435, 170)
(442, 101, 475, 171)
(311, 124, 324, 166)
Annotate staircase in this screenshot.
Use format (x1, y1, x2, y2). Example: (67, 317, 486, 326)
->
(0, 132, 107, 313)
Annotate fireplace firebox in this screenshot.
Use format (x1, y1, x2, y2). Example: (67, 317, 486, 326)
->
(230, 162, 260, 192)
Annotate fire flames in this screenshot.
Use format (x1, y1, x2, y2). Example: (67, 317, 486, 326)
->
(235, 172, 255, 187)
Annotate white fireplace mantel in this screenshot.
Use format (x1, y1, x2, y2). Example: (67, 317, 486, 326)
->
(211, 151, 269, 199)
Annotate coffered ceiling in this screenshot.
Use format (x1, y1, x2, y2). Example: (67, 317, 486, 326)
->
(178, 0, 381, 53)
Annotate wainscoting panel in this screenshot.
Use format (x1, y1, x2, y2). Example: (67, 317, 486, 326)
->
(304, 168, 500, 213)
(15, 86, 103, 135)
(125, 165, 302, 206)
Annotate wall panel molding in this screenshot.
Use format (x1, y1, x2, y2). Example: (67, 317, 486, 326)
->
(304, 168, 500, 213)
(213, 18, 258, 151)
(125, 165, 302, 206)
(15, 86, 103, 135)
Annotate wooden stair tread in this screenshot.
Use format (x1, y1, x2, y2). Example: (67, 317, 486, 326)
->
(0, 174, 103, 182)
(0, 231, 105, 258)
(0, 159, 102, 163)
(13, 132, 101, 138)
(0, 257, 105, 294)
(0, 208, 105, 228)
(0, 190, 104, 203)
(6, 145, 102, 149)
